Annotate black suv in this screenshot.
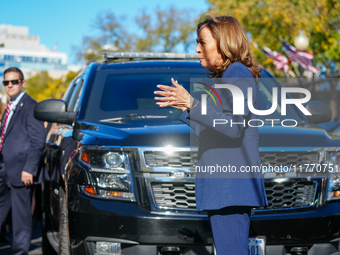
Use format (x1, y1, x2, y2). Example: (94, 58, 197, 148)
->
(34, 52, 340, 255)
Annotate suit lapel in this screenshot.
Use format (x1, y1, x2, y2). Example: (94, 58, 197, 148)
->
(4, 94, 27, 139)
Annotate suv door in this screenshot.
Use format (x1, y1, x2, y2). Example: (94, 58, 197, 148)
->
(42, 72, 85, 254)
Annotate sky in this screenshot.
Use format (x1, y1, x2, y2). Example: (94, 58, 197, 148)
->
(1, 0, 210, 65)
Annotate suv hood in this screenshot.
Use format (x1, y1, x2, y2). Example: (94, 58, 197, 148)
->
(81, 120, 340, 148)
(83, 119, 195, 147)
(258, 125, 340, 148)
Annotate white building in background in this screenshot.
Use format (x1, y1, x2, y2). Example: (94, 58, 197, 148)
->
(0, 24, 75, 81)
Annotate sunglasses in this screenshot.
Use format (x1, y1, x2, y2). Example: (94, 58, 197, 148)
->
(2, 79, 22, 86)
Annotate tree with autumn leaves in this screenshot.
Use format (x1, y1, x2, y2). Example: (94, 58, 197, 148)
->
(76, 1, 340, 76)
(26, 2, 340, 110)
(207, 0, 340, 117)
(25, 71, 79, 102)
(22, 5, 198, 102)
(75, 6, 198, 64)
(206, 0, 340, 77)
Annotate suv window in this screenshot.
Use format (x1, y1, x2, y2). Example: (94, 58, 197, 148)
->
(63, 76, 80, 107)
(84, 68, 302, 124)
(68, 75, 84, 112)
(85, 69, 206, 122)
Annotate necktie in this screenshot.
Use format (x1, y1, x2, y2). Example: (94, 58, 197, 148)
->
(0, 101, 12, 151)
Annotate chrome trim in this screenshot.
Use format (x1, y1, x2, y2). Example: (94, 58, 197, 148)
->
(136, 146, 331, 173)
(86, 236, 139, 245)
(145, 177, 323, 213)
(81, 146, 330, 213)
(135, 146, 330, 213)
(89, 168, 129, 174)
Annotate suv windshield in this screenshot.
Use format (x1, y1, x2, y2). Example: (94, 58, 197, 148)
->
(84, 68, 303, 124)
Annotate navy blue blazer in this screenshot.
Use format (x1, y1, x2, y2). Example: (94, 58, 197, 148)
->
(180, 62, 268, 211)
(1, 93, 46, 187)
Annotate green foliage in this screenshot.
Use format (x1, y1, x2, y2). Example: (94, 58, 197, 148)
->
(75, 6, 198, 64)
(135, 6, 197, 52)
(207, 0, 340, 75)
(75, 12, 134, 64)
(25, 71, 79, 102)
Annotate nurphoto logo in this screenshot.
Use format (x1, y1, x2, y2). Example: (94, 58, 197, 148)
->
(199, 82, 312, 128)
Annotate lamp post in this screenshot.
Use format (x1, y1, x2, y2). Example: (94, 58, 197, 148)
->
(294, 30, 310, 78)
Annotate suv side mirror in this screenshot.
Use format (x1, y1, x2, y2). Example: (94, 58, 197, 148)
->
(304, 101, 332, 124)
(34, 99, 76, 125)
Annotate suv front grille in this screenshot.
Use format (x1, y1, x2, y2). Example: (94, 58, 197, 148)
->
(144, 151, 318, 168)
(260, 152, 319, 167)
(262, 180, 317, 209)
(144, 151, 197, 168)
(152, 182, 196, 209)
(151, 179, 317, 210)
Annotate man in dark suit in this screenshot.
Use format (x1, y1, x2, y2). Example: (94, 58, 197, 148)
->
(0, 67, 45, 255)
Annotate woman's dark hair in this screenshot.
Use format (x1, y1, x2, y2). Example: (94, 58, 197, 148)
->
(4, 67, 24, 80)
(197, 14, 262, 80)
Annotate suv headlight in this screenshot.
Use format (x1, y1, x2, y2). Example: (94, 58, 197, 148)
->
(327, 151, 340, 201)
(79, 148, 135, 201)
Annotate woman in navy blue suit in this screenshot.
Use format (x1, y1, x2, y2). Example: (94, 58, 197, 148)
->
(155, 15, 267, 254)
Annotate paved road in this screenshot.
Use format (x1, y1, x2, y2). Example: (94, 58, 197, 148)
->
(0, 220, 43, 255)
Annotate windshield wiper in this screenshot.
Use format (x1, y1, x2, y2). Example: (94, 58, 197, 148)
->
(100, 114, 168, 122)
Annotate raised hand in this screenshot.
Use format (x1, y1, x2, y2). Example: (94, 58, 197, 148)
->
(154, 78, 192, 111)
